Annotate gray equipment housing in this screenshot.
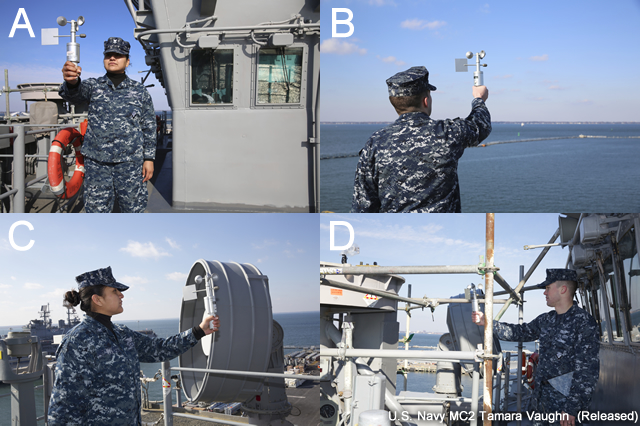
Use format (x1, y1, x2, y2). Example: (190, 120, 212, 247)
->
(179, 259, 273, 402)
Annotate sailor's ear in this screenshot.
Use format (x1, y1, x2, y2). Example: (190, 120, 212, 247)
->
(91, 293, 103, 307)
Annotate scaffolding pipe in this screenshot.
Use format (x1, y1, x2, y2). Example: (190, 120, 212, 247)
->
(471, 361, 480, 426)
(494, 272, 521, 303)
(321, 278, 509, 305)
(320, 265, 481, 275)
(320, 348, 478, 361)
(483, 213, 495, 426)
(494, 228, 560, 320)
(516, 265, 524, 426)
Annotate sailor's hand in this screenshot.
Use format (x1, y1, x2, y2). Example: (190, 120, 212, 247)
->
(142, 160, 154, 182)
(200, 315, 220, 335)
(62, 61, 81, 84)
(472, 311, 486, 326)
(473, 85, 488, 102)
(560, 413, 575, 426)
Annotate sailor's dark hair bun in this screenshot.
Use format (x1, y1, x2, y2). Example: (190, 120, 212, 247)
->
(63, 290, 81, 308)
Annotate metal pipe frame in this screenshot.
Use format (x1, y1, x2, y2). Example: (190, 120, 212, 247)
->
(483, 213, 495, 426)
(136, 22, 320, 41)
(320, 348, 479, 362)
(171, 366, 319, 381)
(321, 264, 481, 275)
(494, 228, 560, 320)
(13, 125, 25, 213)
(172, 413, 249, 425)
(321, 277, 509, 306)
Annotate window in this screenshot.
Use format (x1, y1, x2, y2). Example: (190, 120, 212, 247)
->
(191, 49, 233, 105)
(257, 47, 303, 104)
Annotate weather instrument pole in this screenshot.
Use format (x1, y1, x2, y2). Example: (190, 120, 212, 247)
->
(455, 51, 488, 86)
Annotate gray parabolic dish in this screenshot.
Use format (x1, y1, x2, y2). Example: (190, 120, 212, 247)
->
(179, 259, 273, 403)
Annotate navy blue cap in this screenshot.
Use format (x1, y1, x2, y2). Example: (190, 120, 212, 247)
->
(104, 37, 130, 56)
(536, 269, 578, 289)
(76, 267, 129, 291)
(387, 66, 437, 97)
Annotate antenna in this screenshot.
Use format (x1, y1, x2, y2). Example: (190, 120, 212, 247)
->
(455, 50, 488, 86)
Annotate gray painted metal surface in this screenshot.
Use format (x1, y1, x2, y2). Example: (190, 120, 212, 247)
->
(179, 259, 273, 403)
(127, 0, 320, 211)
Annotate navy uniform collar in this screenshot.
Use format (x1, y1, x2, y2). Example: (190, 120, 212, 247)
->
(396, 111, 431, 123)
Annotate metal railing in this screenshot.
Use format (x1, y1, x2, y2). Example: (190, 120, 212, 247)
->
(0, 123, 82, 213)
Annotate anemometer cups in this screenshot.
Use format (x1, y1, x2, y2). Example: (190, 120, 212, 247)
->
(179, 260, 274, 403)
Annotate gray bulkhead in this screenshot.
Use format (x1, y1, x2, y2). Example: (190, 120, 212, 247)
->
(132, 0, 320, 211)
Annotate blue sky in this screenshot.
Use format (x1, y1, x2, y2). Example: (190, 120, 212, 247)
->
(320, 0, 640, 122)
(0, 214, 319, 326)
(1, 1, 171, 112)
(321, 213, 572, 332)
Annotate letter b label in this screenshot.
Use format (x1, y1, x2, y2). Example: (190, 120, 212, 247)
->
(332, 8, 354, 38)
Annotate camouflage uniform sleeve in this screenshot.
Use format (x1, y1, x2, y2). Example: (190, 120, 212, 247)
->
(140, 88, 156, 160)
(48, 336, 96, 425)
(131, 328, 199, 363)
(58, 78, 94, 105)
(563, 316, 600, 416)
(493, 314, 543, 342)
(449, 98, 491, 148)
(351, 142, 381, 213)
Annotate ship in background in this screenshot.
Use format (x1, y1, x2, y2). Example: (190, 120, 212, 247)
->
(0, 0, 320, 213)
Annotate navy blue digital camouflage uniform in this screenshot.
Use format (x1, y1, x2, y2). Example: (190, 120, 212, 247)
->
(48, 316, 199, 425)
(494, 269, 600, 424)
(351, 66, 491, 213)
(48, 266, 201, 425)
(58, 37, 156, 213)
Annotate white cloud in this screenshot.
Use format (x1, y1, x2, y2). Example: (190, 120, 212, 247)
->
(493, 74, 513, 80)
(166, 272, 188, 281)
(321, 39, 367, 55)
(401, 19, 446, 31)
(120, 276, 149, 285)
(252, 239, 279, 249)
(120, 240, 171, 260)
(165, 237, 181, 249)
(530, 54, 549, 62)
(548, 85, 564, 90)
(0, 284, 11, 289)
(42, 288, 67, 300)
(378, 56, 407, 67)
(24, 282, 43, 289)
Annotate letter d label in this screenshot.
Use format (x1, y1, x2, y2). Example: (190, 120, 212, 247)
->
(332, 8, 354, 38)
(330, 221, 354, 251)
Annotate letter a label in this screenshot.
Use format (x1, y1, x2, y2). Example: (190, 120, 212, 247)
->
(9, 8, 35, 38)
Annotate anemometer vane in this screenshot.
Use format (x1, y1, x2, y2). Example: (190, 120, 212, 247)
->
(57, 16, 86, 63)
(455, 50, 487, 86)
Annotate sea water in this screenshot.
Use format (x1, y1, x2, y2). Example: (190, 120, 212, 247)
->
(321, 122, 640, 212)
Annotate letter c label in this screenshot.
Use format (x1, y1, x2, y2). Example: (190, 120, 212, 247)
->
(9, 220, 35, 251)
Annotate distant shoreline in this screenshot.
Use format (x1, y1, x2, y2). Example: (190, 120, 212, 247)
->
(322, 121, 640, 125)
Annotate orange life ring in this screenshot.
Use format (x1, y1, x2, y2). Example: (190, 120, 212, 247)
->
(521, 352, 538, 388)
(47, 123, 86, 199)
